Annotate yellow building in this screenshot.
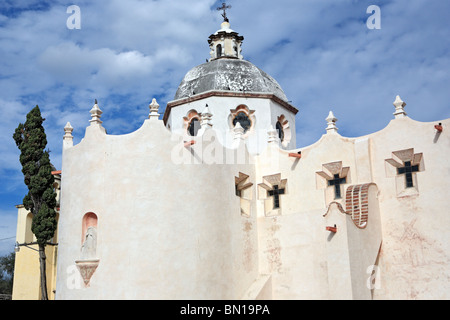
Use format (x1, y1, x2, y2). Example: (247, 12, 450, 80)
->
(12, 171, 60, 300)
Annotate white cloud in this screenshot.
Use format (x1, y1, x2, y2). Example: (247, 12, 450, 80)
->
(37, 42, 156, 90)
(0, 0, 449, 242)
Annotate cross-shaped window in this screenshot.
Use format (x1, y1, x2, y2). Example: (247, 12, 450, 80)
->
(385, 148, 424, 197)
(258, 174, 287, 216)
(397, 161, 419, 188)
(268, 185, 285, 209)
(235, 172, 253, 217)
(327, 174, 347, 199)
(316, 161, 350, 203)
(235, 177, 252, 197)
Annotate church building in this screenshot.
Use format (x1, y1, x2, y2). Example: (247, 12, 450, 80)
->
(50, 9, 450, 300)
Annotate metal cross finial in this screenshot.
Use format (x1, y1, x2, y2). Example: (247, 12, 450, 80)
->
(217, 2, 231, 22)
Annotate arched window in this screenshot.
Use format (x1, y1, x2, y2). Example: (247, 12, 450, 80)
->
(25, 212, 33, 243)
(233, 112, 252, 133)
(216, 44, 222, 58)
(188, 118, 200, 136)
(228, 105, 255, 136)
(183, 110, 201, 137)
(276, 115, 292, 147)
(276, 121, 284, 142)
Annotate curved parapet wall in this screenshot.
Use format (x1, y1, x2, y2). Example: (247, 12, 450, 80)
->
(345, 183, 378, 229)
(323, 183, 382, 299)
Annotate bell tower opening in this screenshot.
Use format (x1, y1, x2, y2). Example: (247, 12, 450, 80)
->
(216, 44, 222, 58)
(208, 2, 244, 61)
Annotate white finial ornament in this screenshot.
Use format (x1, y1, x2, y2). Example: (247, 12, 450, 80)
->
(326, 111, 338, 134)
(232, 122, 245, 148)
(149, 98, 160, 120)
(63, 122, 74, 148)
(393, 95, 407, 118)
(64, 122, 73, 137)
(200, 104, 213, 130)
(89, 99, 103, 125)
(267, 125, 278, 143)
(233, 122, 244, 138)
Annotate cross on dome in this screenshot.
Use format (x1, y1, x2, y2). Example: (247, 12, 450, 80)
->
(208, 2, 244, 61)
(217, 2, 232, 22)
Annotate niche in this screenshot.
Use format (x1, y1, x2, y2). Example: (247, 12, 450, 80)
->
(75, 212, 99, 287)
(81, 212, 98, 260)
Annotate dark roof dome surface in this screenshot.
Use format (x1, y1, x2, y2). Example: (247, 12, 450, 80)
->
(173, 59, 288, 102)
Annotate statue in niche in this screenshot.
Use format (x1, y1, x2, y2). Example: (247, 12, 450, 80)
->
(80, 226, 97, 260)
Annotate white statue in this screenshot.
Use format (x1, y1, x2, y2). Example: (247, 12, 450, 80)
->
(80, 226, 97, 260)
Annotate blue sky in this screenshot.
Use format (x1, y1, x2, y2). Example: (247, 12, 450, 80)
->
(0, 0, 449, 255)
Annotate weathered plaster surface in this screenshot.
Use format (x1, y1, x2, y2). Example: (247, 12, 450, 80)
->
(56, 100, 450, 300)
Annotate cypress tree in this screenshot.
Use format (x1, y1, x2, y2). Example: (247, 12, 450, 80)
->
(13, 105, 57, 300)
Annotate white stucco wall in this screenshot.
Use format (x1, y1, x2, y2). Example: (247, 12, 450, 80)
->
(56, 119, 260, 299)
(253, 115, 449, 299)
(56, 101, 449, 300)
(367, 117, 450, 299)
(167, 93, 297, 154)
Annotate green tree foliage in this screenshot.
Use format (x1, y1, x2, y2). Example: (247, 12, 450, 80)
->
(13, 105, 57, 300)
(0, 252, 15, 295)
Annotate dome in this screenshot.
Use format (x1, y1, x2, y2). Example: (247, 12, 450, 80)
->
(173, 58, 288, 102)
